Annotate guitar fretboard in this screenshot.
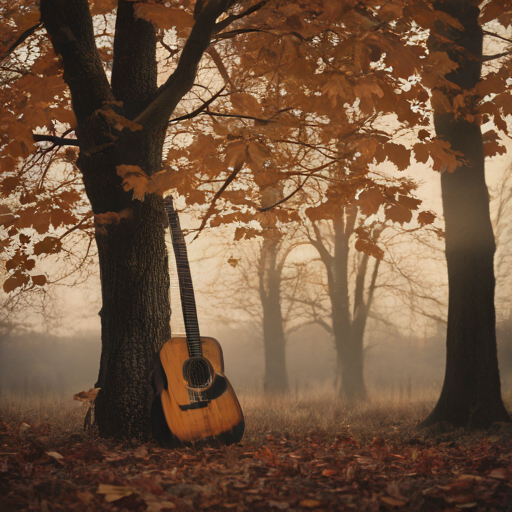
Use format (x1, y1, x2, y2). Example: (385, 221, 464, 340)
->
(164, 196, 202, 358)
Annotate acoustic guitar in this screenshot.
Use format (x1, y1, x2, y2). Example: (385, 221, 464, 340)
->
(151, 196, 244, 448)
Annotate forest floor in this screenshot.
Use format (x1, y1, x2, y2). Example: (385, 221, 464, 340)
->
(1, 390, 512, 512)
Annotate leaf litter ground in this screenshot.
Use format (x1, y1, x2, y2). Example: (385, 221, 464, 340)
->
(1, 393, 511, 512)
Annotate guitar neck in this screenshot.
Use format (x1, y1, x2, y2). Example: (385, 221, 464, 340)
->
(164, 196, 202, 358)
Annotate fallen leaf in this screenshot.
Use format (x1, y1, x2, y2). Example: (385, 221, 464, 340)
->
(97, 484, 133, 502)
(269, 501, 290, 509)
(381, 496, 406, 507)
(488, 468, 508, 480)
(45, 451, 63, 460)
(147, 502, 176, 511)
(74, 388, 100, 403)
(299, 499, 322, 508)
(134, 446, 148, 458)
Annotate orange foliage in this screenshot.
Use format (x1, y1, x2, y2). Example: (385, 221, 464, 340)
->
(0, 0, 511, 293)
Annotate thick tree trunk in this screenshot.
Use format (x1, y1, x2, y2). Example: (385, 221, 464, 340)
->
(421, 0, 510, 427)
(40, 0, 233, 438)
(260, 237, 289, 394)
(80, 124, 171, 439)
(41, 0, 172, 439)
(93, 193, 171, 438)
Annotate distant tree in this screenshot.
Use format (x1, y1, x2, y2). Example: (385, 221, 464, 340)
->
(302, 204, 383, 401)
(420, 0, 510, 428)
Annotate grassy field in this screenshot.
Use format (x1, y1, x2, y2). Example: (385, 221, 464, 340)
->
(1, 389, 512, 511)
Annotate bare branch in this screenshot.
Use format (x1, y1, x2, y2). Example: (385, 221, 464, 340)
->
(33, 134, 80, 147)
(483, 30, 512, 45)
(192, 154, 245, 241)
(169, 87, 226, 124)
(483, 50, 512, 62)
(214, 1, 267, 33)
(0, 22, 42, 62)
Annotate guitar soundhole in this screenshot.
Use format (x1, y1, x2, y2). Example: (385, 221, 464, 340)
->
(183, 357, 212, 389)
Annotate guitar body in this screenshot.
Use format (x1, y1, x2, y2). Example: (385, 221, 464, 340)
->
(152, 336, 244, 447)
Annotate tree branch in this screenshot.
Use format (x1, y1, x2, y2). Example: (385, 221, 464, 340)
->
(259, 178, 309, 212)
(206, 46, 233, 87)
(192, 152, 245, 241)
(33, 134, 80, 146)
(133, 0, 232, 127)
(111, 0, 158, 119)
(214, 1, 267, 33)
(40, 0, 114, 124)
(207, 108, 293, 125)
(308, 223, 333, 267)
(212, 28, 269, 41)
(483, 30, 512, 45)
(482, 50, 512, 62)
(169, 87, 226, 124)
(0, 22, 42, 62)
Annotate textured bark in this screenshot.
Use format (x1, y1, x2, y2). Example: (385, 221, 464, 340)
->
(420, 0, 510, 428)
(259, 235, 289, 394)
(40, 0, 230, 438)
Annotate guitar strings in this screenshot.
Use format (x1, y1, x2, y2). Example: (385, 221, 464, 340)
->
(165, 197, 207, 399)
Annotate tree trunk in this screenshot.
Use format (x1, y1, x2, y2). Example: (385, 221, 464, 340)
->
(260, 236, 289, 394)
(40, 0, 234, 438)
(421, 0, 510, 428)
(40, 0, 172, 439)
(326, 214, 363, 401)
(81, 123, 171, 439)
(93, 193, 171, 439)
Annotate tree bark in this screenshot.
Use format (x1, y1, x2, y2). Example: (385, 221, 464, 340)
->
(420, 0, 510, 428)
(259, 235, 289, 394)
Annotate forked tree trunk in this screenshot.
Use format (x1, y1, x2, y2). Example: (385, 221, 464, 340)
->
(331, 214, 377, 402)
(41, 0, 172, 438)
(259, 236, 289, 394)
(420, 0, 510, 428)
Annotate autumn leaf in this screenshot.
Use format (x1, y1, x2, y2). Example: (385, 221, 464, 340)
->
(355, 239, 384, 260)
(358, 188, 384, 216)
(482, 130, 507, 158)
(45, 451, 63, 461)
(299, 499, 322, 508)
(134, 4, 194, 33)
(385, 204, 412, 224)
(488, 468, 508, 480)
(247, 141, 271, 169)
(3, 271, 30, 293)
(397, 194, 421, 211)
(94, 209, 133, 227)
(231, 93, 261, 116)
(385, 143, 411, 171)
(31, 274, 47, 287)
(117, 165, 149, 200)
(321, 75, 353, 106)
(74, 388, 100, 403)
(97, 484, 133, 502)
(227, 257, 240, 267)
(418, 211, 436, 226)
(101, 108, 142, 131)
(381, 496, 406, 507)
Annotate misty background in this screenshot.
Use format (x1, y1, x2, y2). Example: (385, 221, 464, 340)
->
(2, 152, 512, 402)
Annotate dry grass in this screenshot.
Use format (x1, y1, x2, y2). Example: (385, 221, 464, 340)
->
(0, 392, 84, 434)
(240, 385, 438, 444)
(1, 384, 511, 445)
